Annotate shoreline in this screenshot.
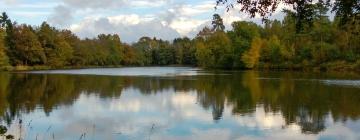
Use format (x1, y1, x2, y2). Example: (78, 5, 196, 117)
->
(1, 64, 359, 73)
(0, 65, 199, 72)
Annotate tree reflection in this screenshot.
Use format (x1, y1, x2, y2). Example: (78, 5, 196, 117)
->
(0, 71, 359, 134)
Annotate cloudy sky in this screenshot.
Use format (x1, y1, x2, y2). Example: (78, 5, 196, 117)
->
(0, 0, 284, 43)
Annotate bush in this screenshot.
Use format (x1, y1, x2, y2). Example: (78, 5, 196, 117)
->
(344, 51, 357, 62)
(353, 60, 360, 71)
(323, 61, 352, 71)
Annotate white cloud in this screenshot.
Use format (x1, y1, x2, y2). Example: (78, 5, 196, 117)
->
(60, 0, 169, 9)
(2, 0, 18, 5)
(169, 17, 207, 36)
(177, 2, 215, 17)
(70, 15, 180, 42)
(129, 0, 168, 8)
(108, 14, 154, 25)
(47, 5, 73, 26)
(1, 2, 58, 9)
(154, 1, 216, 37)
(61, 0, 125, 9)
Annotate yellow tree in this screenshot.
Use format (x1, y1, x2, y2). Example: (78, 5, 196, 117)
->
(241, 37, 263, 68)
(195, 39, 212, 67)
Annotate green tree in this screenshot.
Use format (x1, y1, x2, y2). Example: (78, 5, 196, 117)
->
(37, 22, 57, 50)
(59, 30, 80, 65)
(0, 29, 8, 67)
(152, 40, 175, 65)
(97, 34, 123, 65)
(122, 44, 138, 65)
(196, 30, 233, 69)
(12, 25, 46, 65)
(208, 31, 233, 68)
(264, 20, 282, 38)
(37, 22, 74, 67)
(195, 39, 212, 67)
(1, 12, 15, 65)
(212, 14, 225, 31)
(173, 37, 196, 65)
(46, 37, 73, 67)
(263, 35, 282, 64)
(133, 37, 154, 65)
(228, 21, 261, 68)
(73, 39, 94, 65)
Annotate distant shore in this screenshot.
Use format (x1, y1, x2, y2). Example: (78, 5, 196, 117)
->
(1, 62, 359, 72)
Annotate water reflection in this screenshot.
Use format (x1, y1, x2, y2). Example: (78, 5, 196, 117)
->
(0, 70, 359, 140)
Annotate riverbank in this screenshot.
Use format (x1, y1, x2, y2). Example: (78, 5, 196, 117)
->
(1, 60, 359, 72)
(0, 65, 123, 72)
(256, 61, 360, 72)
(0, 65, 196, 72)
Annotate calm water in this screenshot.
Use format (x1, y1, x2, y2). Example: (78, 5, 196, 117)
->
(0, 67, 360, 140)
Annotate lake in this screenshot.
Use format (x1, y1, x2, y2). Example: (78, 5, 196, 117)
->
(0, 67, 360, 140)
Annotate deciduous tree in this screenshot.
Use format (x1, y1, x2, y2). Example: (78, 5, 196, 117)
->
(242, 37, 263, 68)
(13, 25, 46, 65)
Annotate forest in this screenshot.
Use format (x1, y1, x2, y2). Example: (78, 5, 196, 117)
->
(0, 2, 359, 71)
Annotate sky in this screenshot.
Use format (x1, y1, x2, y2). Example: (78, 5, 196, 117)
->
(0, 0, 285, 43)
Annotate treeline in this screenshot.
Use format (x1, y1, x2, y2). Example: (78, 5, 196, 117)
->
(0, 6, 359, 71)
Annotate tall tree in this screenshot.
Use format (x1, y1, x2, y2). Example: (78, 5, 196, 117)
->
(133, 37, 154, 65)
(46, 36, 73, 67)
(212, 14, 225, 31)
(0, 12, 9, 27)
(0, 12, 15, 65)
(97, 34, 123, 65)
(59, 30, 80, 65)
(122, 44, 138, 65)
(37, 22, 57, 63)
(332, 0, 360, 24)
(262, 35, 283, 64)
(196, 29, 233, 68)
(37, 22, 74, 67)
(195, 39, 212, 67)
(173, 37, 196, 65)
(0, 29, 8, 67)
(12, 25, 46, 65)
(152, 39, 175, 65)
